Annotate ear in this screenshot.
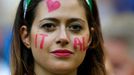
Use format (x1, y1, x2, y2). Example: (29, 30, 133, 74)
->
(20, 25, 31, 48)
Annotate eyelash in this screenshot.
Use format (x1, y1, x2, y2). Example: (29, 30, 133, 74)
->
(40, 23, 83, 33)
(41, 23, 56, 32)
(68, 24, 82, 33)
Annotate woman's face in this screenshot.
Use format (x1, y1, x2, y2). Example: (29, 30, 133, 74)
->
(25, 0, 91, 74)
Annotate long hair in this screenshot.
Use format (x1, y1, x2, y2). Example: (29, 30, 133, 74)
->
(77, 0, 106, 75)
(11, 0, 106, 75)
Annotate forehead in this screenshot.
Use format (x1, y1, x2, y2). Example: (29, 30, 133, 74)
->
(35, 0, 86, 20)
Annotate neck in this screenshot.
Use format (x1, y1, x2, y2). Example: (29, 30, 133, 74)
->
(34, 62, 77, 75)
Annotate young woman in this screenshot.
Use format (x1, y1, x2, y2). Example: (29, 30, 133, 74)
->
(11, 0, 106, 75)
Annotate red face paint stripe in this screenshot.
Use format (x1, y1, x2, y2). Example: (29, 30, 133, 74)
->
(73, 37, 83, 51)
(39, 34, 48, 49)
(34, 34, 48, 49)
(73, 38, 77, 49)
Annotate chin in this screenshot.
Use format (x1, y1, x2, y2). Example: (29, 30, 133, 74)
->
(50, 67, 76, 75)
(48, 62, 77, 74)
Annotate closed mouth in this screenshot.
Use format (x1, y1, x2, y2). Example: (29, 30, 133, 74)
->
(50, 49, 74, 57)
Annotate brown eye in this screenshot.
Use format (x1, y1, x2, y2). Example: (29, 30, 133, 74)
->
(41, 23, 56, 32)
(68, 24, 82, 33)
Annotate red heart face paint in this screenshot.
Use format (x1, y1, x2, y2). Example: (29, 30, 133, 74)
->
(46, 0, 61, 12)
(35, 34, 48, 49)
(73, 37, 86, 51)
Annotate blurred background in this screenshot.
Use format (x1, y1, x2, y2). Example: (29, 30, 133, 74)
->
(0, 0, 134, 75)
(0, 0, 20, 75)
(97, 0, 134, 75)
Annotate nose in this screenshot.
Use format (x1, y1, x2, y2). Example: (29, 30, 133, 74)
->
(56, 26, 69, 46)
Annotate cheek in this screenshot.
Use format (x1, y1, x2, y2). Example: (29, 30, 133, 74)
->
(73, 37, 83, 51)
(73, 36, 90, 52)
(33, 34, 48, 49)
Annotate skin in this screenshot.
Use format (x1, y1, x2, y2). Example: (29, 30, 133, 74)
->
(34, 34, 48, 49)
(20, 0, 91, 75)
(73, 37, 86, 51)
(46, 0, 61, 12)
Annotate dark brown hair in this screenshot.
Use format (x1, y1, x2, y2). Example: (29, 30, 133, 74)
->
(11, 0, 106, 75)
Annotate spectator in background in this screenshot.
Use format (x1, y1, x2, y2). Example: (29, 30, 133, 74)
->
(103, 14, 134, 75)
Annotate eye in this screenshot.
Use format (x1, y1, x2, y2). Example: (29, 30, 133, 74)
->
(41, 23, 56, 32)
(68, 23, 82, 33)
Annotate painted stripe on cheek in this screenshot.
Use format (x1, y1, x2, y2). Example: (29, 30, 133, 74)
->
(73, 37, 87, 51)
(34, 34, 48, 49)
(40, 34, 48, 49)
(73, 37, 83, 51)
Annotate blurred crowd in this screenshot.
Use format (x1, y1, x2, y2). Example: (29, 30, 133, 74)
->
(97, 0, 134, 75)
(0, 0, 134, 75)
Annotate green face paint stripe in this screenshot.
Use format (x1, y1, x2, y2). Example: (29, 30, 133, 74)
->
(86, 0, 93, 13)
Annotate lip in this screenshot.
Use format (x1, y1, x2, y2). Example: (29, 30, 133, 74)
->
(50, 49, 74, 58)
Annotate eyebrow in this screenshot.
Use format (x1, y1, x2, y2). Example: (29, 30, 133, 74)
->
(40, 18, 86, 24)
(67, 18, 86, 24)
(40, 18, 59, 23)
